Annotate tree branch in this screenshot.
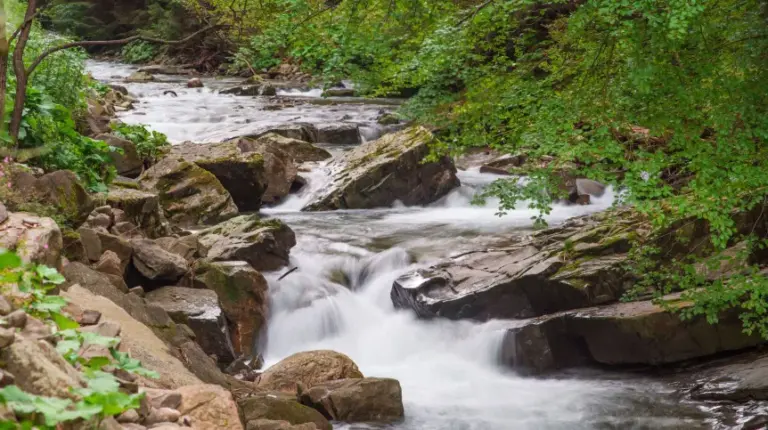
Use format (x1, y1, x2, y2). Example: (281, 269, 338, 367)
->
(26, 24, 224, 76)
(9, 10, 40, 43)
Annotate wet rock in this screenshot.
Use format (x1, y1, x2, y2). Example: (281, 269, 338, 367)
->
(138, 158, 238, 226)
(1, 336, 84, 399)
(688, 352, 768, 402)
(145, 286, 235, 365)
(187, 78, 204, 88)
(299, 377, 404, 423)
(322, 88, 355, 97)
(138, 65, 191, 75)
(130, 239, 189, 284)
(110, 84, 128, 95)
(376, 113, 400, 125)
(221, 85, 276, 97)
(0, 212, 62, 266)
(188, 261, 268, 357)
(246, 420, 318, 430)
(106, 187, 171, 238)
(127, 71, 155, 82)
(499, 294, 765, 374)
(98, 133, 144, 178)
(391, 212, 637, 320)
(248, 133, 331, 164)
(304, 127, 459, 210)
(196, 215, 296, 272)
(313, 122, 360, 145)
(95, 250, 125, 277)
(176, 384, 244, 430)
(257, 350, 363, 393)
(239, 392, 331, 430)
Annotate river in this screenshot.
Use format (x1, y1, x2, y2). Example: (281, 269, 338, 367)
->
(87, 61, 730, 429)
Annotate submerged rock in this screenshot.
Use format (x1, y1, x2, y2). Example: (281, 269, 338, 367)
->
(138, 157, 238, 226)
(391, 211, 638, 320)
(322, 88, 356, 97)
(126, 71, 155, 82)
(304, 126, 459, 210)
(195, 215, 296, 272)
(257, 350, 363, 393)
(299, 377, 404, 423)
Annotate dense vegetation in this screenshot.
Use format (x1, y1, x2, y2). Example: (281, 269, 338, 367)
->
(27, 1, 768, 336)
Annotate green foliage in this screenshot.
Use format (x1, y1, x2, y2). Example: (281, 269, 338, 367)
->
(121, 41, 158, 64)
(0, 250, 155, 428)
(110, 122, 169, 161)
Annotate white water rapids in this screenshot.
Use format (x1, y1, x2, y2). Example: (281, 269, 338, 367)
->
(88, 61, 717, 429)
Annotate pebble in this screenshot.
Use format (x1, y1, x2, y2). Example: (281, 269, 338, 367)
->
(144, 407, 181, 426)
(117, 409, 140, 423)
(79, 309, 102, 325)
(0, 328, 15, 348)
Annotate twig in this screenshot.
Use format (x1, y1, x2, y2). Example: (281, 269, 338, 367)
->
(277, 267, 298, 281)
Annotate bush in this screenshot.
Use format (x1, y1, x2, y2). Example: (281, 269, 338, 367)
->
(121, 41, 158, 64)
(110, 122, 169, 161)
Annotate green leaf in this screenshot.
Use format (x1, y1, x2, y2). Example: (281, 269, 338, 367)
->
(0, 251, 21, 270)
(51, 312, 80, 330)
(56, 339, 81, 356)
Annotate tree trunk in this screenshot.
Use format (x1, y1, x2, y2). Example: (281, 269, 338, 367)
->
(0, 0, 8, 135)
(9, 0, 35, 145)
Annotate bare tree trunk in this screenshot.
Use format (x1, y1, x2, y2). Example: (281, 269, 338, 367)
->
(0, 0, 8, 135)
(10, 0, 35, 145)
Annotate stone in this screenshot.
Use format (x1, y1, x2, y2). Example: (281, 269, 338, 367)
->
(175, 384, 244, 430)
(575, 178, 606, 198)
(20, 316, 53, 341)
(0, 202, 7, 224)
(62, 285, 202, 389)
(239, 392, 331, 430)
(81, 320, 122, 338)
(79, 309, 102, 325)
(145, 287, 235, 365)
(138, 65, 191, 75)
(130, 286, 146, 297)
(138, 157, 238, 226)
(187, 78, 204, 88)
(99, 417, 125, 430)
(5, 310, 26, 329)
(117, 409, 141, 423)
(246, 420, 318, 430)
(77, 226, 103, 262)
(95, 250, 125, 277)
(391, 211, 638, 321)
(221, 84, 277, 97)
(247, 133, 331, 164)
(299, 378, 404, 423)
(130, 239, 189, 284)
(86, 213, 113, 230)
(0, 212, 62, 266)
(321, 88, 355, 97)
(62, 262, 129, 300)
(0, 295, 12, 316)
(304, 127, 459, 210)
(145, 407, 181, 425)
(0, 327, 15, 348)
(196, 215, 296, 272)
(142, 388, 183, 410)
(121, 424, 148, 430)
(95, 230, 134, 272)
(0, 369, 16, 387)
(110, 84, 129, 95)
(257, 350, 363, 393)
(112, 221, 142, 237)
(127, 71, 155, 82)
(27, 170, 95, 226)
(106, 187, 171, 238)
(156, 235, 206, 261)
(313, 122, 361, 145)
(376, 113, 400, 126)
(187, 261, 269, 357)
(1, 336, 84, 399)
(498, 294, 765, 374)
(97, 134, 145, 178)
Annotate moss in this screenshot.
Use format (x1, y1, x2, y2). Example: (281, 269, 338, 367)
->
(112, 178, 140, 189)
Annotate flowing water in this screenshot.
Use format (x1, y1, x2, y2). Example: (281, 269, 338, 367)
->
(88, 60, 731, 429)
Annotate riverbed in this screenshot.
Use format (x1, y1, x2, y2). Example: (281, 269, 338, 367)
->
(87, 60, 741, 429)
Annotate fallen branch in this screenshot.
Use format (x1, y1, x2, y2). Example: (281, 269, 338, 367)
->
(277, 267, 299, 281)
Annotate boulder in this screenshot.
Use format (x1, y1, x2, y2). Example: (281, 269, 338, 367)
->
(246, 420, 318, 430)
(62, 262, 129, 299)
(138, 157, 238, 226)
(688, 352, 768, 402)
(106, 187, 170, 238)
(127, 71, 155, 82)
(221, 85, 276, 97)
(97, 133, 144, 178)
(1, 336, 85, 399)
(145, 286, 235, 365)
(321, 88, 356, 97)
(187, 78, 204, 88)
(195, 215, 296, 272)
(156, 235, 207, 261)
(250, 133, 331, 164)
(499, 294, 765, 374)
(0, 212, 62, 266)
(62, 285, 202, 389)
(94, 229, 134, 272)
(391, 211, 638, 320)
(187, 261, 268, 357)
(16, 170, 95, 226)
(257, 350, 363, 393)
(304, 127, 459, 210)
(313, 123, 360, 145)
(130, 238, 189, 284)
(94, 250, 124, 277)
(299, 378, 404, 423)
(175, 384, 244, 430)
(239, 392, 331, 430)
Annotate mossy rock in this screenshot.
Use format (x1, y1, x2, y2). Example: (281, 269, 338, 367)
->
(239, 393, 331, 430)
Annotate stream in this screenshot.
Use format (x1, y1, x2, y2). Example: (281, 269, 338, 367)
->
(88, 61, 738, 429)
